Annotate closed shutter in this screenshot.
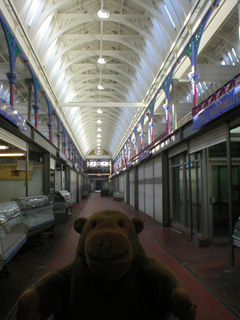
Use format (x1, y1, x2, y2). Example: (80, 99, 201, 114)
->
(189, 123, 226, 154)
(168, 142, 188, 158)
(0, 127, 27, 151)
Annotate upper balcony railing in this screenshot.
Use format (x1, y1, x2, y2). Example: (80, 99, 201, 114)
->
(192, 73, 240, 117)
(113, 73, 240, 174)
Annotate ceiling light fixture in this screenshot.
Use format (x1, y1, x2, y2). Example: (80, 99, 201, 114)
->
(97, 139, 101, 142)
(97, 55, 107, 65)
(0, 145, 9, 150)
(97, 143, 101, 147)
(97, 108, 103, 114)
(97, 4, 108, 65)
(97, 119, 102, 124)
(97, 82, 104, 90)
(0, 153, 25, 157)
(97, 128, 102, 132)
(97, 0, 110, 19)
(97, 134, 102, 138)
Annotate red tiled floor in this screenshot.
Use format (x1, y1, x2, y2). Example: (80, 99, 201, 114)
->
(3, 193, 240, 320)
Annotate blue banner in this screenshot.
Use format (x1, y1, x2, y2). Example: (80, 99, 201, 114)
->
(193, 85, 240, 130)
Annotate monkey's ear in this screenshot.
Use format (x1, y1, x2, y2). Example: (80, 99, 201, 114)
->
(132, 218, 144, 234)
(74, 218, 87, 233)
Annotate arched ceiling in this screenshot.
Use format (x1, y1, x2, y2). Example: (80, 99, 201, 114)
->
(0, 0, 238, 158)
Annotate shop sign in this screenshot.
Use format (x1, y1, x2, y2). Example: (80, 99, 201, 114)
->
(193, 85, 240, 130)
(139, 150, 150, 162)
(0, 163, 32, 180)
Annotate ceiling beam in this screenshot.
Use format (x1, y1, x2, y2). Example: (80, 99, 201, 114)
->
(60, 102, 145, 108)
(180, 64, 240, 82)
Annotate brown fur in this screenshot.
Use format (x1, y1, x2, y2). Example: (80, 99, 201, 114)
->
(16, 210, 196, 320)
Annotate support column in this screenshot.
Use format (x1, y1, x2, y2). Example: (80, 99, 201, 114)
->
(140, 133, 145, 150)
(163, 103, 171, 135)
(33, 104, 40, 128)
(47, 122, 53, 142)
(134, 141, 138, 156)
(128, 143, 132, 161)
(188, 70, 200, 108)
(6, 72, 18, 107)
(26, 79, 32, 122)
(238, 0, 240, 48)
(57, 134, 61, 150)
(149, 121, 155, 144)
(172, 78, 178, 130)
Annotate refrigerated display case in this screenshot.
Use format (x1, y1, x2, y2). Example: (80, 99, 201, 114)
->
(0, 201, 27, 272)
(12, 195, 55, 237)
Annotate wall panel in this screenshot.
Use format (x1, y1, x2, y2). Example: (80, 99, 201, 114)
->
(154, 156, 163, 223)
(70, 169, 77, 202)
(129, 169, 135, 207)
(144, 160, 154, 218)
(138, 164, 144, 212)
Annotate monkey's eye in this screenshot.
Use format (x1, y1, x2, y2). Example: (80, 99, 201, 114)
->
(118, 220, 124, 228)
(92, 221, 97, 229)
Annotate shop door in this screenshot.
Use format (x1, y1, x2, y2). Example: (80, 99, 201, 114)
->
(210, 164, 229, 243)
(96, 180, 102, 190)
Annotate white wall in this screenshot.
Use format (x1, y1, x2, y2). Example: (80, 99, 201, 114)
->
(154, 156, 163, 223)
(70, 169, 77, 202)
(138, 164, 144, 213)
(129, 169, 135, 207)
(144, 160, 154, 218)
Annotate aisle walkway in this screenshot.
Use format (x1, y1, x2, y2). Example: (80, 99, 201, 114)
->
(35, 193, 240, 320)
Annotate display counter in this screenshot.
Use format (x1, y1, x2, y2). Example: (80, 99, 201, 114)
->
(0, 201, 27, 272)
(50, 190, 75, 224)
(12, 196, 55, 237)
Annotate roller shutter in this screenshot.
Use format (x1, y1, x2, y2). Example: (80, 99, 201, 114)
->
(189, 123, 226, 154)
(129, 169, 135, 207)
(144, 160, 154, 218)
(168, 142, 188, 158)
(0, 127, 27, 151)
(154, 156, 163, 223)
(138, 163, 144, 213)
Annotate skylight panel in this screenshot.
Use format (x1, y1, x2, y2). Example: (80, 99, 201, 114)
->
(203, 82, 208, 90)
(164, 5, 176, 29)
(227, 51, 235, 65)
(198, 82, 204, 94)
(232, 48, 239, 62)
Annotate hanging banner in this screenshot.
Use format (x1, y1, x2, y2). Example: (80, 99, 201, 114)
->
(193, 85, 240, 130)
(0, 163, 32, 180)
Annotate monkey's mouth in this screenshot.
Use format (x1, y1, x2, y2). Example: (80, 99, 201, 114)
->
(88, 250, 129, 262)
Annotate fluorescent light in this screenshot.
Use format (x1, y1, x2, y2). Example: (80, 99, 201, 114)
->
(97, 134, 102, 138)
(97, 55, 107, 64)
(97, 108, 103, 114)
(97, 128, 102, 132)
(97, 139, 101, 142)
(0, 145, 8, 150)
(97, 143, 101, 146)
(164, 5, 176, 29)
(97, 82, 104, 90)
(97, 119, 102, 124)
(97, 7, 110, 19)
(0, 153, 25, 157)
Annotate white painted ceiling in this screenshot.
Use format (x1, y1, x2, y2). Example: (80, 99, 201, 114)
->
(0, 0, 239, 159)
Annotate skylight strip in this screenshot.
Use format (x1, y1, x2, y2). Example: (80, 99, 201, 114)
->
(232, 48, 239, 62)
(227, 52, 235, 65)
(164, 5, 176, 29)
